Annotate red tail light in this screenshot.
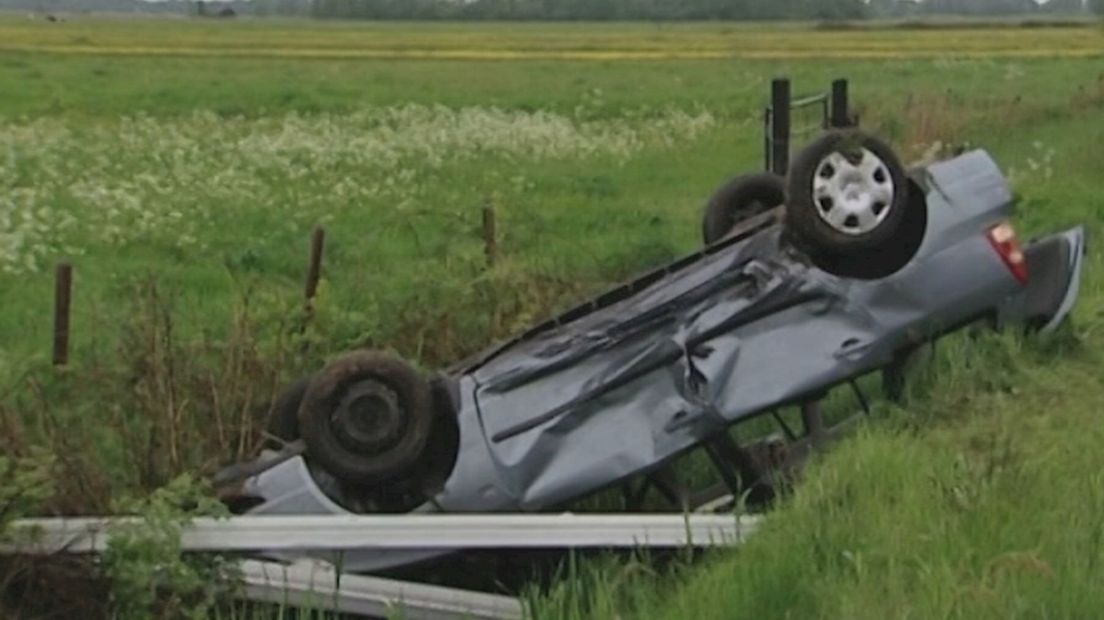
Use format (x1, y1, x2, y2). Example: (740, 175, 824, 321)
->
(987, 221, 1028, 285)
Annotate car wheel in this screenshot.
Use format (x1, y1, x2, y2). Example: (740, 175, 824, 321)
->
(701, 172, 786, 245)
(298, 351, 434, 485)
(786, 130, 908, 254)
(809, 178, 928, 280)
(264, 375, 311, 448)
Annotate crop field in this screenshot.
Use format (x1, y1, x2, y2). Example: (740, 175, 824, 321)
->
(1, 15, 1103, 618)
(1, 17, 1102, 60)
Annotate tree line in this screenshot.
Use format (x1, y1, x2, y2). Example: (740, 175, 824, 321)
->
(303, 0, 867, 20)
(6, 0, 1097, 20)
(291, 0, 1092, 20)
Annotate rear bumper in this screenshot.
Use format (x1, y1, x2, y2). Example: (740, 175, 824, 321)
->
(998, 226, 1086, 331)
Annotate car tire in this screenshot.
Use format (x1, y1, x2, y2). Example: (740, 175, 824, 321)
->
(786, 130, 908, 254)
(701, 172, 786, 245)
(265, 375, 311, 447)
(808, 178, 928, 280)
(298, 351, 434, 485)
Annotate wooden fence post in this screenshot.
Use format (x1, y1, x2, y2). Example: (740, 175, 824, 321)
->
(482, 202, 497, 268)
(53, 263, 72, 367)
(304, 226, 325, 312)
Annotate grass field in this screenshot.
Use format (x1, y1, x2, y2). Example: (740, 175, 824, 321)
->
(1, 15, 1103, 618)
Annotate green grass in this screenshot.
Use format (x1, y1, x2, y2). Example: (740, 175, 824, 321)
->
(539, 328, 1104, 618)
(0, 16, 1103, 618)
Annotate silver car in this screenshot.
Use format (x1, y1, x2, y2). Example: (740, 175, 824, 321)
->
(221, 131, 1085, 572)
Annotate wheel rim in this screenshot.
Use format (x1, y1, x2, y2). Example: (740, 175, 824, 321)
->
(331, 379, 407, 454)
(811, 147, 895, 236)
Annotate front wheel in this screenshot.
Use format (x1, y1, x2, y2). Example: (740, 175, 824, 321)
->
(298, 351, 434, 485)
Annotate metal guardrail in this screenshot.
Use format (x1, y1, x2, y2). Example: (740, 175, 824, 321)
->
(240, 559, 525, 620)
(4, 513, 760, 619)
(4, 513, 761, 554)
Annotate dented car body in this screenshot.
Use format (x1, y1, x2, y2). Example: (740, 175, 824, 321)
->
(237, 149, 1084, 571)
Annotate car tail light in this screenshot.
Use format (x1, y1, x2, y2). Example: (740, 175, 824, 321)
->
(987, 221, 1028, 285)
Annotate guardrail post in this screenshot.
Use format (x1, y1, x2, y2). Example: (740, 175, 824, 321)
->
(53, 263, 72, 367)
(770, 78, 791, 175)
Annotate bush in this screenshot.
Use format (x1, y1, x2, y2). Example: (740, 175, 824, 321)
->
(102, 475, 239, 620)
(0, 450, 55, 536)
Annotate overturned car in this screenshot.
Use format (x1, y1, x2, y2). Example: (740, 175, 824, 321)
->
(221, 128, 1085, 572)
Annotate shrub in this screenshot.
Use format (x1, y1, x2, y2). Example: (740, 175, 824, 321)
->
(102, 475, 239, 620)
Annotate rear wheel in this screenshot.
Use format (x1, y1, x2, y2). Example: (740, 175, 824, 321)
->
(298, 351, 434, 485)
(786, 130, 908, 254)
(701, 173, 786, 245)
(808, 178, 929, 280)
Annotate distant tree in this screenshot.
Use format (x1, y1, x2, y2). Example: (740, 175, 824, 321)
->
(868, 0, 900, 17)
(811, 0, 868, 19)
(261, 0, 879, 20)
(1091, 0, 1104, 14)
(1040, 0, 1086, 13)
(923, 0, 1037, 14)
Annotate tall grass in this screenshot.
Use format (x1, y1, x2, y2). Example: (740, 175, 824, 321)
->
(542, 324, 1104, 618)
